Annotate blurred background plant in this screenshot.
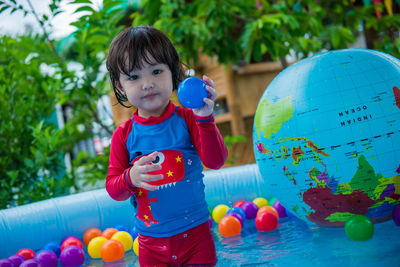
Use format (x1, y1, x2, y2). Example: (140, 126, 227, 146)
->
(1, 0, 399, 209)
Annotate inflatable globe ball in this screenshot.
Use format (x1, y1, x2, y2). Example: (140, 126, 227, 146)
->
(253, 48, 400, 227)
(177, 77, 208, 108)
(393, 205, 400, 226)
(345, 215, 374, 241)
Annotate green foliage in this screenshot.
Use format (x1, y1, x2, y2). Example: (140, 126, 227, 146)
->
(0, 35, 74, 208)
(131, 0, 400, 64)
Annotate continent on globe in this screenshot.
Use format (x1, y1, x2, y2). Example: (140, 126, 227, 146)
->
(255, 95, 293, 139)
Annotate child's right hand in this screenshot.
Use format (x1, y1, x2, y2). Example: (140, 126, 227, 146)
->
(129, 151, 163, 191)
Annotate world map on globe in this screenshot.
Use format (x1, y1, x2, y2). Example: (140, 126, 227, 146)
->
(253, 49, 400, 227)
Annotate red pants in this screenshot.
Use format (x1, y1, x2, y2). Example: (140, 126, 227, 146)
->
(138, 221, 217, 267)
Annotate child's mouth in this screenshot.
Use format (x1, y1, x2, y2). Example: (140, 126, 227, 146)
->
(143, 93, 157, 99)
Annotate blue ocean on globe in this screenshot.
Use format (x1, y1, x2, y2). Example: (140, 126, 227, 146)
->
(253, 48, 400, 227)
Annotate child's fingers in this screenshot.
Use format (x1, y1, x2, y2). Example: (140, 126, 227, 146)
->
(203, 75, 216, 89)
(203, 97, 215, 108)
(139, 163, 162, 174)
(139, 182, 159, 191)
(134, 151, 158, 166)
(205, 85, 217, 101)
(144, 174, 164, 182)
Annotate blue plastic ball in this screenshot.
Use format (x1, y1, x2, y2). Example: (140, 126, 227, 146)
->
(41, 241, 61, 257)
(177, 77, 208, 108)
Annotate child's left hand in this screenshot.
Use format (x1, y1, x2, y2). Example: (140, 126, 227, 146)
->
(192, 75, 217, 117)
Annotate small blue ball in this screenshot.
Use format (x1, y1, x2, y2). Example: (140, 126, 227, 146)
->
(114, 224, 130, 232)
(177, 77, 208, 108)
(41, 241, 61, 257)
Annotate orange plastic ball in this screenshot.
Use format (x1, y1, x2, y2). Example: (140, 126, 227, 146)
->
(255, 211, 278, 232)
(83, 228, 102, 247)
(257, 206, 279, 219)
(100, 239, 125, 262)
(218, 216, 242, 237)
(102, 228, 119, 239)
(61, 237, 83, 251)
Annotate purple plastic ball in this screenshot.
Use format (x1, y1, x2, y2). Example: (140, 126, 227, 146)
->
(240, 201, 259, 219)
(20, 259, 40, 267)
(59, 245, 85, 267)
(393, 205, 400, 226)
(8, 255, 26, 267)
(272, 200, 287, 218)
(228, 207, 247, 220)
(35, 251, 57, 267)
(0, 259, 14, 267)
(226, 212, 244, 227)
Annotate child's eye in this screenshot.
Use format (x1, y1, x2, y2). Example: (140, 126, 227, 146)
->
(129, 75, 138, 81)
(152, 69, 162, 75)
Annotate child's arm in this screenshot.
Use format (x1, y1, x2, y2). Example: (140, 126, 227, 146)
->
(106, 127, 137, 201)
(178, 75, 228, 169)
(106, 126, 163, 201)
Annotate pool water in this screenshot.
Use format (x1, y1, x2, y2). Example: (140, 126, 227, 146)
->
(86, 217, 400, 266)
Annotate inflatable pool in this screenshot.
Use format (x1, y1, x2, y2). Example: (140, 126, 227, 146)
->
(0, 164, 268, 258)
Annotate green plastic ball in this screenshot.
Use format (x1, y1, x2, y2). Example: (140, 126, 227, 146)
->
(345, 215, 374, 241)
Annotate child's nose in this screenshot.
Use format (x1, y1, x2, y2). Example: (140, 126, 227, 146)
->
(142, 77, 154, 90)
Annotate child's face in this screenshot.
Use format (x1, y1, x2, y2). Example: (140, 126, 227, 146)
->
(119, 55, 173, 118)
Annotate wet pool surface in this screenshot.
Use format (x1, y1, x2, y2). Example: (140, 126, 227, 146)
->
(86, 217, 400, 266)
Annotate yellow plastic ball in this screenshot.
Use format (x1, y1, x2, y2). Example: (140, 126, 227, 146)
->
(133, 237, 139, 256)
(212, 204, 229, 223)
(88, 236, 108, 258)
(253, 197, 268, 208)
(111, 231, 133, 252)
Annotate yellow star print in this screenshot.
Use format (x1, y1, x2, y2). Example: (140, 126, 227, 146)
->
(167, 170, 173, 177)
(138, 190, 143, 197)
(176, 156, 182, 163)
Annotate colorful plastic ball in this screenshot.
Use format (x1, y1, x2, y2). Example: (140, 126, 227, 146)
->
(0, 259, 14, 267)
(59, 245, 85, 267)
(133, 237, 139, 256)
(269, 198, 277, 206)
(111, 231, 133, 252)
(102, 228, 119, 239)
(8, 254, 26, 266)
(257, 206, 279, 219)
(35, 250, 58, 267)
(233, 200, 246, 208)
(212, 204, 229, 223)
(177, 76, 208, 108)
(114, 224, 130, 232)
(83, 228, 102, 247)
(255, 211, 279, 232)
(225, 212, 244, 227)
(61, 235, 79, 243)
(227, 207, 247, 220)
(17, 249, 35, 260)
(88, 236, 108, 259)
(41, 241, 61, 256)
(393, 205, 400, 226)
(20, 259, 40, 267)
(100, 240, 125, 262)
(218, 216, 242, 237)
(253, 197, 268, 208)
(240, 201, 259, 219)
(345, 215, 374, 241)
(61, 237, 83, 251)
(272, 200, 287, 218)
